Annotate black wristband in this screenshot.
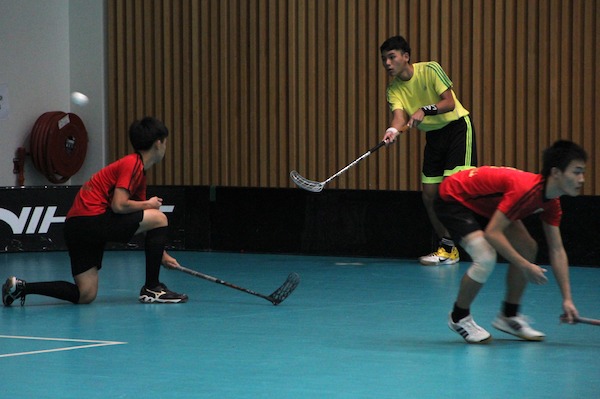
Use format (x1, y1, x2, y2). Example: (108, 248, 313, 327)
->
(421, 104, 438, 116)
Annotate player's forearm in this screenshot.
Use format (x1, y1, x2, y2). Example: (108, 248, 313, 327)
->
(434, 97, 455, 113)
(111, 199, 153, 214)
(549, 248, 573, 302)
(389, 110, 408, 130)
(421, 91, 456, 115)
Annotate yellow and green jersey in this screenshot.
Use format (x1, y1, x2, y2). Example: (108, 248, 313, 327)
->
(386, 61, 469, 131)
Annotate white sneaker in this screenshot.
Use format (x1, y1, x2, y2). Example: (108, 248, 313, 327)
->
(419, 246, 460, 266)
(492, 314, 545, 341)
(448, 313, 492, 344)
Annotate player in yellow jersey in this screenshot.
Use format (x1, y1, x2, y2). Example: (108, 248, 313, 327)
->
(380, 35, 477, 266)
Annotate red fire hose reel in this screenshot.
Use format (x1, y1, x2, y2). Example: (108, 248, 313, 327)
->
(27, 111, 89, 184)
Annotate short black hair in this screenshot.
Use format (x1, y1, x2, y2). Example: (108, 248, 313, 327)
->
(128, 117, 169, 151)
(541, 140, 587, 178)
(380, 35, 411, 56)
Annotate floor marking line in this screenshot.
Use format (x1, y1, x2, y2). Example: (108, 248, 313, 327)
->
(0, 334, 127, 358)
(0, 334, 126, 344)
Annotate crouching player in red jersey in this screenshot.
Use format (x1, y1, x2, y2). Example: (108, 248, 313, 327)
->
(3, 117, 188, 306)
(437, 140, 587, 343)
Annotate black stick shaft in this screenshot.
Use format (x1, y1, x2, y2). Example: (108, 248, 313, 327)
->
(172, 265, 276, 304)
(560, 314, 600, 326)
(576, 316, 600, 326)
(322, 141, 386, 185)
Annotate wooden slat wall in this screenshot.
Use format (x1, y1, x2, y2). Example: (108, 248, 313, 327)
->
(107, 0, 599, 195)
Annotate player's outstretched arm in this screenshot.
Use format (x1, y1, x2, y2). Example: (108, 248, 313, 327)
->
(542, 222, 578, 320)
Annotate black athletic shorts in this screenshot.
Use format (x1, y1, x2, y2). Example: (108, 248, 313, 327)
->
(422, 115, 477, 184)
(434, 195, 486, 243)
(64, 210, 143, 276)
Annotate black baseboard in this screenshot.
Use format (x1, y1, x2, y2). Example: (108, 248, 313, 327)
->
(0, 186, 598, 266)
(208, 187, 432, 258)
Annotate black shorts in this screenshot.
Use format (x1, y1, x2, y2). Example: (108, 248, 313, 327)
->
(422, 115, 477, 184)
(434, 195, 486, 242)
(64, 210, 143, 276)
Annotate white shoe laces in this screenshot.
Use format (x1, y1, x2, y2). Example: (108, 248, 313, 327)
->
(509, 314, 534, 327)
(463, 318, 484, 332)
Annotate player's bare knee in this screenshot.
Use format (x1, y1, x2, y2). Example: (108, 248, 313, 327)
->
(465, 236, 497, 284)
(78, 289, 97, 304)
(144, 208, 168, 228)
(155, 210, 168, 227)
(155, 211, 169, 227)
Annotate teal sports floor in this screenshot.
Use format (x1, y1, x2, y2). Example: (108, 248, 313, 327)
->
(1, 251, 599, 398)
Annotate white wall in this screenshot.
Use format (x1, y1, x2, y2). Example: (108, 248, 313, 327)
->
(68, 0, 106, 185)
(0, 0, 106, 187)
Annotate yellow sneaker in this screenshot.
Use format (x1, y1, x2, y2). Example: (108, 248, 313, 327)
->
(419, 246, 460, 266)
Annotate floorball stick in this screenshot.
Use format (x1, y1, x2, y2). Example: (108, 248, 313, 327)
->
(560, 314, 600, 326)
(171, 265, 300, 305)
(290, 125, 409, 192)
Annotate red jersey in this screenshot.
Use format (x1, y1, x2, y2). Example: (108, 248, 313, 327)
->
(67, 153, 146, 218)
(439, 166, 562, 226)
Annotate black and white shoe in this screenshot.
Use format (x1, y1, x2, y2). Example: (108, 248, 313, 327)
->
(448, 313, 492, 344)
(139, 283, 188, 303)
(2, 276, 27, 306)
(492, 314, 545, 341)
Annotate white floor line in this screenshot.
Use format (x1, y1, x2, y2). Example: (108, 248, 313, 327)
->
(0, 334, 127, 358)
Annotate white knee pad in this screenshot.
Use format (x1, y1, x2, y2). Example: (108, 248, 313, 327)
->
(464, 236, 497, 284)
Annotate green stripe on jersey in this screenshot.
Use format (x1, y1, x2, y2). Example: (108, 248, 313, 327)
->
(426, 62, 452, 87)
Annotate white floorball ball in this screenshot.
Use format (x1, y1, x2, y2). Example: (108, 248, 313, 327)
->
(71, 91, 89, 106)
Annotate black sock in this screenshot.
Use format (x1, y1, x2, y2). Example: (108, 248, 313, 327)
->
(440, 237, 455, 252)
(24, 281, 80, 304)
(502, 301, 520, 318)
(452, 302, 470, 322)
(144, 226, 168, 288)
